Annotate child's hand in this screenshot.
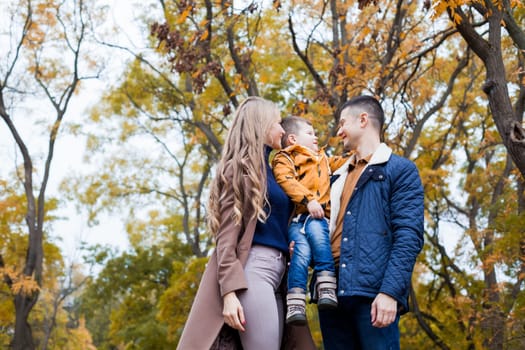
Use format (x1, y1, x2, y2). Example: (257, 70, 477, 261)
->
(307, 200, 324, 218)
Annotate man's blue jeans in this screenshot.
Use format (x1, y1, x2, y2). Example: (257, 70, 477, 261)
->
(287, 214, 335, 291)
(318, 296, 400, 350)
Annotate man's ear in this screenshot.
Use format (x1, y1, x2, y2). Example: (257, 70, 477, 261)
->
(359, 112, 369, 127)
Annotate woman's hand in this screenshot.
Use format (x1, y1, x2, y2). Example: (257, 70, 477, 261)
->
(222, 291, 246, 332)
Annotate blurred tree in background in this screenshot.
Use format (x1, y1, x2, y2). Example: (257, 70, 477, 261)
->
(0, 0, 102, 348)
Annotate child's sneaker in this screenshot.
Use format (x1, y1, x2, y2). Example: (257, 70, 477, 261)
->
(316, 271, 338, 310)
(286, 290, 307, 325)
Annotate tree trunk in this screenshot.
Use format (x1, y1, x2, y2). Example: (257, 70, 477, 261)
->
(12, 293, 38, 350)
(480, 268, 505, 350)
(483, 52, 525, 180)
(452, 5, 525, 178)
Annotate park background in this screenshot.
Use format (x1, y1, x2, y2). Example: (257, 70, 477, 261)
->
(1, 0, 524, 349)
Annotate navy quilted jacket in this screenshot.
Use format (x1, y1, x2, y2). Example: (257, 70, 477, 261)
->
(329, 143, 424, 313)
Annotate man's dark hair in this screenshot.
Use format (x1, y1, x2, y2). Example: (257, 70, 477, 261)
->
(338, 95, 385, 134)
(280, 116, 312, 147)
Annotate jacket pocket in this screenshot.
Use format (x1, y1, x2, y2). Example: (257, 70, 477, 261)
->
(357, 230, 391, 289)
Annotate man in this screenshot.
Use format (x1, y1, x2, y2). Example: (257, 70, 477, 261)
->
(319, 95, 424, 349)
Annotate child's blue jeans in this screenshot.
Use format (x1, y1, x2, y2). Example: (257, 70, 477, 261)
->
(287, 214, 335, 291)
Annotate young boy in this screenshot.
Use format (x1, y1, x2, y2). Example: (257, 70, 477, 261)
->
(272, 116, 348, 326)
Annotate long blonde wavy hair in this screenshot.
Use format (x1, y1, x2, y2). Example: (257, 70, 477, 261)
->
(207, 96, 280, 236)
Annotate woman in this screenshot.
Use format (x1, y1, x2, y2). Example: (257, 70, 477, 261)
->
(177, 97, 315, 350)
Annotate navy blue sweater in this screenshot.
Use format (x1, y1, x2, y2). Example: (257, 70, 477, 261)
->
(252, 147, 293, 253)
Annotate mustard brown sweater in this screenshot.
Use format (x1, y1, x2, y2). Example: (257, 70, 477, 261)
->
(272, 144, 348, 217)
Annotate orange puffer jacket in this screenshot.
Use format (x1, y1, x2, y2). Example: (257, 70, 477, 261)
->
(272, 144, 348, 217)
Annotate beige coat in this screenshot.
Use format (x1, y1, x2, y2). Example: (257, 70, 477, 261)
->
(177, 166, 316, 350)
